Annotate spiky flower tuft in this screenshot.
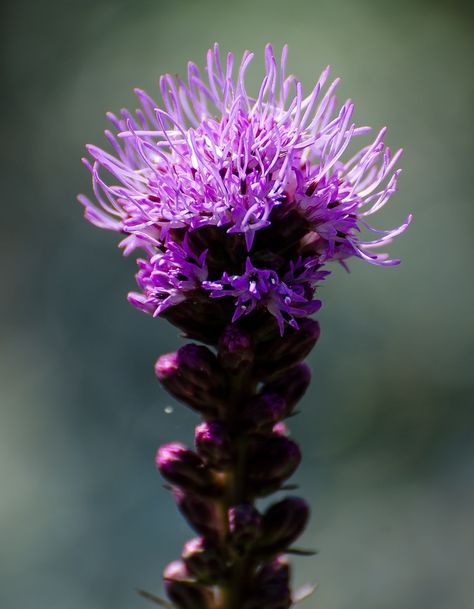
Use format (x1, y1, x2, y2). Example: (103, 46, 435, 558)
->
(79, 44, 410, 609)
(79, 43, 410, 333)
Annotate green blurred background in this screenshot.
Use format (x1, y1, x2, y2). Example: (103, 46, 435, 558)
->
(2, 0, 473, 607)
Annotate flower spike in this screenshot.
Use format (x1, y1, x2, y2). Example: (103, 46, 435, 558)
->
(79, 44, 409, 609)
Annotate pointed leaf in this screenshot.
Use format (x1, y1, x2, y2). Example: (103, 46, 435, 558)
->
(280, 483, 299, 491)
(136, 588, 175, 609)
(286, 547, 319, 556)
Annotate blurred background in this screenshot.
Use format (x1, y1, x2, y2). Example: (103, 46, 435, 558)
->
(1, 0, 473, 607)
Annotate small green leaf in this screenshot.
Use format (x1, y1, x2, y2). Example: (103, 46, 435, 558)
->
(136, 588, 175, 609)
(286, 547, 319, 556)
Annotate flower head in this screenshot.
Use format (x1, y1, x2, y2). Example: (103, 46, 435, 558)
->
(79, 44, 410, 333)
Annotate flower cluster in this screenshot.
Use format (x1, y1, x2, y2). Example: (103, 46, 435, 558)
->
(153, 321, 320, 609)
(79, 44, 409, 609)
(79, 43, 410, 335)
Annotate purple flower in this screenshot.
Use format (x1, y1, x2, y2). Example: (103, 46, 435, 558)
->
(78, 45, 410, 607)
(79, 43, 410, 333)
(128, 237, 208, 316)
(203, 257, 326, 334)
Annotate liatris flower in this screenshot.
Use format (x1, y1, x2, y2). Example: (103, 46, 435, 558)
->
(79, 44, 409, 609)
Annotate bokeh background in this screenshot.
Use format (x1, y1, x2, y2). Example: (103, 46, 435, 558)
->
(2, 0, 473, 608)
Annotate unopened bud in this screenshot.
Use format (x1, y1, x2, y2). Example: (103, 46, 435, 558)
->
(243, 393, 287, 430)
(272, 422, 289, 437)
(163, 560, 215, 609)
(256, 319, 320, 379)
(259, 496, 310, 554)
(155, 345, 225, 416)
(244, 558, 292, 609)
(228, 503, 262, 550)
(246, 436, 301, 496)
(218, 325, 253, 371)
(182, 537, 226, 582)
(261, 363, 311, 416)
(173, 490, 222, 541)
(164, 559, 190, 581)
(195, 421, 232, 469)
(161, 297, 226, 344)
(175, 344, 222, 385)
(255, 557, 291, 589)
(156, 443, 216, 495)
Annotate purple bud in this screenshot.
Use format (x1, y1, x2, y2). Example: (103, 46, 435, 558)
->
(155, 352, 179, 381)
(259, 496, 310, 554)
(163, 560, 215, 609)
(164, 559, 190, 581)
(175, 344, 222, 386)
(173, 490, 222, 541)
(256, 319, 320, 379)
(156, 443, 216, 495)
(261, 363, 312, 416)
(155, 344, 225, 416)
(272, 422, 289, 437)
(195, 421, 232, 469)
(255, 557, 291, 589)
(228, 503, 262, 550)
(182, 537, 226, 582)
(244, 592, 292, 609)
(218, 324, 253, 371)
(246, 436, 301, 496)
(161, 298, 227, 344)
(244, 558, 292, 609)
(243, 393, 287, 430)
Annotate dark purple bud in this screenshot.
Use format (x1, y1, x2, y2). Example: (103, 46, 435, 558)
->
(195, 421, 232, 469)
(161, 298, 227, 344)
(256, 319, 320, 379)
(182, 537, 226, 582)
(163, 560, 215, 609)
(155, 345, 225, 416)
(259, 496, 310, 554)
(243, 393, 287, 430)
(261, 363, 312, 416)
(244, 591, 291, 609)
(246, 436, 301, 496)
(164, 559, 190, 581)
(174, 344, 223, 386)
(272, 422, 289, 437)
(156, 443, 216, 495)
(155, 352, 179, 380)
(255, 557, 291, 589)
(173, 490, 222, 541)
(244, 558, 292, 609)
(228, 503, 262, 549)
(218, 324, 253, 371)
